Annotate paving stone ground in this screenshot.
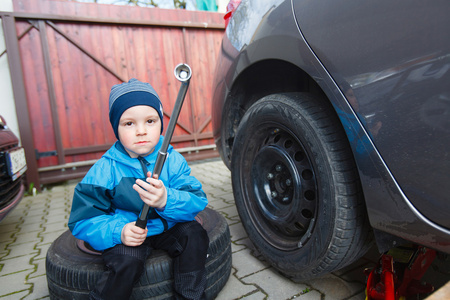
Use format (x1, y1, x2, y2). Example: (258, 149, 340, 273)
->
(0, 158, 448, 299)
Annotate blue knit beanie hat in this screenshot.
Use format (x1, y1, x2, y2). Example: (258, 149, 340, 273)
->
(109, 78, 164, 139)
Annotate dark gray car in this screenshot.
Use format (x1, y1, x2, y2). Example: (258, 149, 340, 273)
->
(212, 0, 450, 280)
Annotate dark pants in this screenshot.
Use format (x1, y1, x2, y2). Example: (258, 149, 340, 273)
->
(90, 221, 209, 300)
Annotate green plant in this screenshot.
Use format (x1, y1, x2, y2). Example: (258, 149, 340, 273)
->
(25, 182, 36, 196)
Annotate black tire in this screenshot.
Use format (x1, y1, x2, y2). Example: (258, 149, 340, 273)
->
(46, 207, 231, 299)
(231, 93, 373, 281)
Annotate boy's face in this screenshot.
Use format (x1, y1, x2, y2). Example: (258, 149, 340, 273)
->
(118, 105, 162, 158)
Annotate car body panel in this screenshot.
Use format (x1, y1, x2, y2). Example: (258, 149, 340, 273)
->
(293, 0, 450, 231)
(211, 0, 450, 253)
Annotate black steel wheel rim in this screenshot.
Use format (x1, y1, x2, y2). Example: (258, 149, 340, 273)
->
(242, 126, 318, 251)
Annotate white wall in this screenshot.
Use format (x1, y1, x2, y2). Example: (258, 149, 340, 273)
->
(0, 0, 20, 142)
(216, 0, 228, 13)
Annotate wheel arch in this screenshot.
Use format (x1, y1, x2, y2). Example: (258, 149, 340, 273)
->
(219, 57, 391, 252)
(221, 59, 332, 168)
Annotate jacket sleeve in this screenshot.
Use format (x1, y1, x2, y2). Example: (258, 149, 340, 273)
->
(157, 150, 208, 222)
(68, 161, 132, 250)
(71, 208, 137, 250)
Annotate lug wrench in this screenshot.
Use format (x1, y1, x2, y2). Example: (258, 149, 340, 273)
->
(135, 63, 192, 229)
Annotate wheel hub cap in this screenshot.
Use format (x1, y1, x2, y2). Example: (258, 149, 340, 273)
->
(248, 129, 317, 250)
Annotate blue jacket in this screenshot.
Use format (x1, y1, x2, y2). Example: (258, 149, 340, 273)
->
(68, 137, 208, 250)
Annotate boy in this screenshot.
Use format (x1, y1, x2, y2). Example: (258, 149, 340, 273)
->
(68, 78, 209, 300)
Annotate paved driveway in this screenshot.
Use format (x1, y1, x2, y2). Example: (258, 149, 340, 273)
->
(0, 158, 448, 299)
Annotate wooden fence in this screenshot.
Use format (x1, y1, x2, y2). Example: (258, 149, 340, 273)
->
(1, 0, 225, 190)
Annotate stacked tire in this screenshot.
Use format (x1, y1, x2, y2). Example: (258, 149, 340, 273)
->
(46, 208, 231, 299)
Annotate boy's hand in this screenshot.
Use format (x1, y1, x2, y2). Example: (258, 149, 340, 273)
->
(133, 171, 167, 209)
(121, 222, 148, 246)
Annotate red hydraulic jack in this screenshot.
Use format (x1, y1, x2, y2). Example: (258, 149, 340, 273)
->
(365, 245, 437, 300)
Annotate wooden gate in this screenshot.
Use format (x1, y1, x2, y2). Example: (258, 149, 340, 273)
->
(1, 0, 225, 189)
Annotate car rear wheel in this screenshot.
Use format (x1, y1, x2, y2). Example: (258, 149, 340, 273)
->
(231, 92, 373, 280)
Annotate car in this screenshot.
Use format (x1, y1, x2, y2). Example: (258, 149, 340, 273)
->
(0, 115, 27, 222)
(212, 0, 450, 280)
